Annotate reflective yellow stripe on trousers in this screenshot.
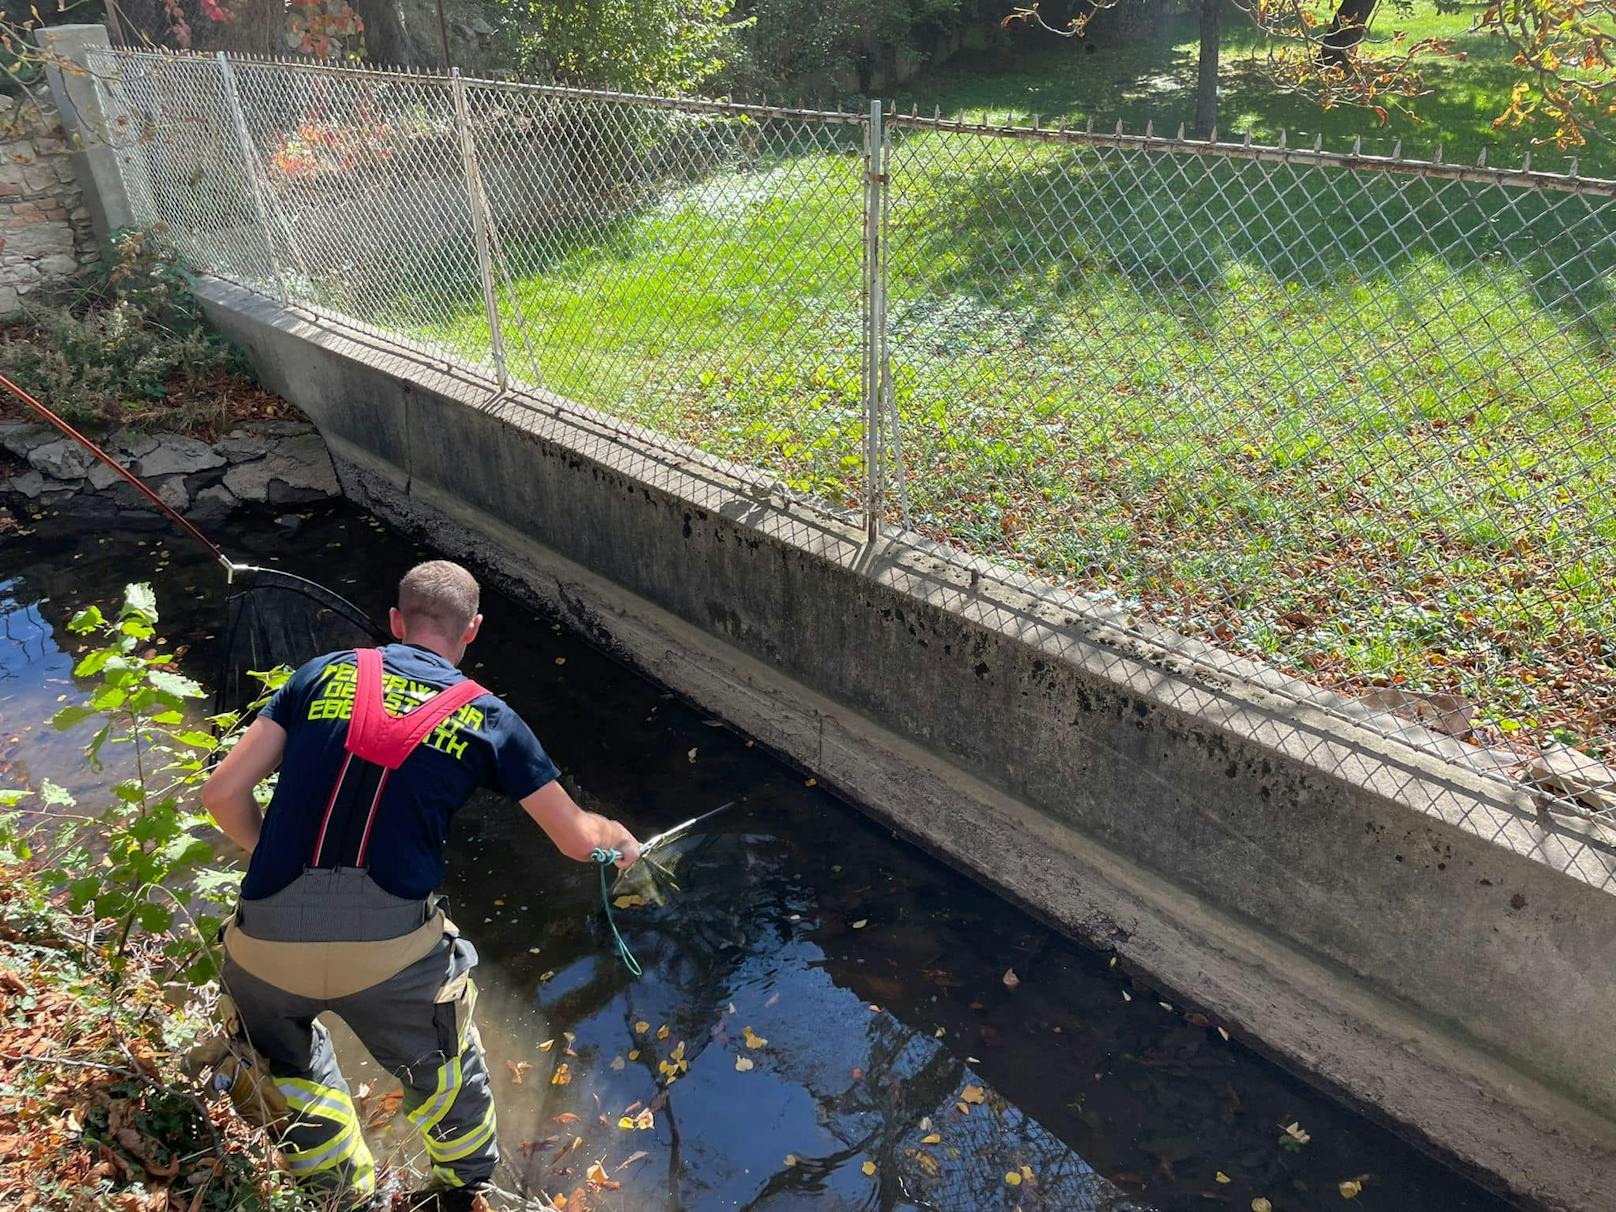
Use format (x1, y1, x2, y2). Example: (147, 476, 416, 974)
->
(275, 1078, 375, 1197)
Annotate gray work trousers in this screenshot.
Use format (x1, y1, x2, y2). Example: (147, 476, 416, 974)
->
(221, 931, 499, 1209)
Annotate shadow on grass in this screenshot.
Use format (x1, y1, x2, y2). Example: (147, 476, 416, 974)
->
(889, 132, 1616, 351)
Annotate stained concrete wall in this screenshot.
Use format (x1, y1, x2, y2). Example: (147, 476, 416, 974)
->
(198, 281, 1616, 1211)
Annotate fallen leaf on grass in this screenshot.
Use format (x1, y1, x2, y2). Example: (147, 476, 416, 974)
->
(960, 1085, 986, 1104)
(1005, 1171, 1022, 1186)
(508, 1060, 533, 1085)
(911, 1149, 941, 1176)
(920, 1133, 941, 1145)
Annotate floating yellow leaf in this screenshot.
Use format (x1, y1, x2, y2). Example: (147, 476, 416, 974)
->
(805, 778, 817, 787)
(861, 1160, 875, 1176)
(656, 1025, 670, 1040)
(618, 1117, 635, 1130)
(670, 1040, 687, 1062)
(1216, 1171, 1232, 1184)
(784, 1153, 797, 1167)
(493, 898, 505, 906)
(912, 1150, 941, 1176)
(628, 1049, 640, 1061)
(538, 1039, 555, 1052)
(960, 1085, 986, 1104)
(507, 1060, 532, 1085)
(634, 1021, 650, 1034)
(1003, 968, 1020, 990)
(634, 1108, 654, 1130)
(742, 1026, 768, 1049)
(613, 895, 647, 910)
(1339, 1179, 1364, 1199)
(610, 1055, 626, 1071)
(955, 1101, 970, 1115)
(920, 1133, 941, 1145)
(735, 1055, 755, 1071)
(851, 919, 868, 929)
(551, 1063, 571, 1086)
(1005, 1171, 1022, 1186)
(1252, 1200, 1273, 1212)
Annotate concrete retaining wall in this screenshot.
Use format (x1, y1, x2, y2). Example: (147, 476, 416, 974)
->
(199, 280, 1616, 1211)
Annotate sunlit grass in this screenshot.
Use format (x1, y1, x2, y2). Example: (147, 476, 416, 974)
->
(405, 14, 1616, 750)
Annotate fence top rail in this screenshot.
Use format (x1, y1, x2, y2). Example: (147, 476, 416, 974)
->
(887, 110, 1616, 198)
(88, 47, 868, 126)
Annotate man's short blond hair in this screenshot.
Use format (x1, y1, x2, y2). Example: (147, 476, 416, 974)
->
(398, 560, 480, 636)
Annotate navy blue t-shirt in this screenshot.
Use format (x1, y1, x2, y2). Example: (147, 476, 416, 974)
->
(241, 643, 559, 901)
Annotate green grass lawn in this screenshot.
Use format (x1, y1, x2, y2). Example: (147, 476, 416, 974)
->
(356, 13, 1616, 755)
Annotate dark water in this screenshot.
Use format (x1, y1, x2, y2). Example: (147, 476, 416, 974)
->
(0, 502, 1516, 1212)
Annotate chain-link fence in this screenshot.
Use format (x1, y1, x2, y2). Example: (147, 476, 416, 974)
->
(85, 49, 1616, 835)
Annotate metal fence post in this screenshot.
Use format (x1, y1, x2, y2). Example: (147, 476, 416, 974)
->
(451, 68, 509, 391)
(863, 98, 888, 541)
(216, 52, 289, 303)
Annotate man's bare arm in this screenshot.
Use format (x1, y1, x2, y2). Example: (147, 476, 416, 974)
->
(519, 781, 641, 868)
(200, 717, 287, 855)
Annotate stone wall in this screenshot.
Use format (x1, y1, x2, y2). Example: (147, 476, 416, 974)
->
(0, 419, 341, 523)
(0, 93, 99, 316)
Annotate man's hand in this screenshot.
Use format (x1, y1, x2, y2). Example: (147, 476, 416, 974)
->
(201, 716, 287, 855)
(520, 781, 641, 867)
(609, 827, 642, 870)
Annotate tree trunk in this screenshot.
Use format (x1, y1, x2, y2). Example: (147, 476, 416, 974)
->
(1320, 0, 1377, 68)
(1193, 0, 1219, 139)
(352, 0, 428, 67)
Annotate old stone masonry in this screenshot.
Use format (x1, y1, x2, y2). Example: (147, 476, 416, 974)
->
(0, 418, 341, 525)
(0, 95, 99, 315)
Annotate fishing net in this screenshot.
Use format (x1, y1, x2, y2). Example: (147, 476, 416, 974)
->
(0, 373, 382, 720)
(212, 565, 383, 715)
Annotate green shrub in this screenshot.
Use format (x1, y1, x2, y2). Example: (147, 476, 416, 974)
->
(0, 228, 244, 429)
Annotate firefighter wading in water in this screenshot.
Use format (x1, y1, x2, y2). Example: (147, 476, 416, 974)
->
(202, 560, 642, 1211)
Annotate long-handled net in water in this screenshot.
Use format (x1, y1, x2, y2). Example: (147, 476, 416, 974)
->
(0, 371, 382, 712)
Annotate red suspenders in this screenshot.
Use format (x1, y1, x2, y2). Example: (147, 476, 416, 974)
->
(310, 648, 489, 868)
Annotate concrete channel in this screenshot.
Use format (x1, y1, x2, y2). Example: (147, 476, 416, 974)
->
(187, 279, 1616, 1212)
